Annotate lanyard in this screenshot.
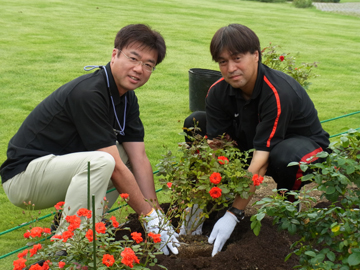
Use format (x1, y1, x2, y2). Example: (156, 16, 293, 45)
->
(84, 65, 126, 136)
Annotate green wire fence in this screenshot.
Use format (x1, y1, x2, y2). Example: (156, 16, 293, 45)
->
(0, 171, 161, 261)
(320, 111, 360, 138)
(1, 111, 359, 261)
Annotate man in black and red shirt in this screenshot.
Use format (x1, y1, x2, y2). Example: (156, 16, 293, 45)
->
(184, 24, 329, 256)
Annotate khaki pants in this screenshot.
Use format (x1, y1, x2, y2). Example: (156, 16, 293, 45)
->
(3, 142, 129, 229)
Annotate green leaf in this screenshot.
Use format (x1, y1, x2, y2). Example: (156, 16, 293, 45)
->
(288, 223, 297, 234)
(340, 136, 349, 147)
(253, 223, 261, 236)
(300, 164, 308, 172)
(348, 252, 360, 266)
(326, 186, 336, 195)
(291, 219, 300, 225)
(284, 253, 293, 262)
(288, 161, 299, 167)
(327, 251, 336, 262)
(305, 251, 317, 257)
(302, 174, 314, 181)
(257, 212, 265, 221)
(197, 185, 207, 190)
(346, 166, 355, 175)
(316, 151, 329, 158)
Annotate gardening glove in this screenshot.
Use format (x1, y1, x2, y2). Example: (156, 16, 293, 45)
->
(179, 204, 204, 235)
(208, 211, 239, 257)
(143, 209, 180, 256)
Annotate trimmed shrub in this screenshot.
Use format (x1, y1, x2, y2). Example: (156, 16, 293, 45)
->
(314, 0, 340, 2)
(259, 0, 287, 2)
(294, 0, 313, 8)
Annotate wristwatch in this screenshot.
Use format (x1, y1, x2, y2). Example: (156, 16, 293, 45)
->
(228, 207, 245, 222)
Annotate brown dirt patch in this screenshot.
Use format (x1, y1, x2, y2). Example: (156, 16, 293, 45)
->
(116, 176, 329, 270)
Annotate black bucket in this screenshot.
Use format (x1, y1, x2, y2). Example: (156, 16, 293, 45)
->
(188, 68, 222, 112)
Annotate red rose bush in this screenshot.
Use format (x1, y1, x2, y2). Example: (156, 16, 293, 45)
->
(14, 195, 164, 269)
(156, 129, 259, 235)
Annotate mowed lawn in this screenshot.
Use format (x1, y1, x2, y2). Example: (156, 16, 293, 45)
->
(0, 0, 359, 268)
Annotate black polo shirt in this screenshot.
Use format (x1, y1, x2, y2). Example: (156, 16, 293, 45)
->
(0, 63, 144, 183)
(205, 63, 329, 152)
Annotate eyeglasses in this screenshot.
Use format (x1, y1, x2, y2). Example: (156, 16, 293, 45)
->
(119, 50, 156, 73)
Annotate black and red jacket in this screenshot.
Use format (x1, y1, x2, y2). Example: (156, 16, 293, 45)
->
(205, 63, 329, 152)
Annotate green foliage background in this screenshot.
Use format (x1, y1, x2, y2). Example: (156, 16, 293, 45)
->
(0, 0, 359, 268)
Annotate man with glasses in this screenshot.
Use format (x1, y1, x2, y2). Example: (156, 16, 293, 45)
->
(1, 24, 179, 256)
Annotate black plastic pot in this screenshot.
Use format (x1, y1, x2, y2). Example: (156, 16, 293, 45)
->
(188, 68, 222, 112)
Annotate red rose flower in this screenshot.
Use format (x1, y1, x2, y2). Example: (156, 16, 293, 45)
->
(217, 156, 229, 165)
(110, 216, 119, 228)
(209, 172, 222, 185)
(29, 244, 42, 257)
(58, 261, 66, 268)
(54, 201, 65, 210)
(167, 182, 172, 188)
(65, 215, 81, 232)
(61, 231, 74, 242)
(121, 247, 140, 268)
(29, 264, 42, 270)
(50, 234, 62, 242)
(95, 222, 107, 234)
(131, 232, 143, 243)
(17, 249, 28, 259)
(102, 254, 115, 267)
(24, 231, 31, 239)
(252, 174, 264, 186)
(13, 258, 27, 270)
(41, 261, 50, 270)
(209, 187, 222, 199)
(148, 232, 162, 243)
(30, 227, 43, 238)
(279, 55, 285, 61)
(77, 208, 92, 219)
(43, 228, 51, 234)
(85, 229, 94, 242)
(120, 193, 129, 200)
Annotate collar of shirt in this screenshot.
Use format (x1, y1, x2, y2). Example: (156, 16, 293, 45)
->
(228, 63, 263, 102)
(104, 62, 127, 106)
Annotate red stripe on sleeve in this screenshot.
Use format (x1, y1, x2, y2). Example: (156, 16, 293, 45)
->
(264, 76, 281, 147)
(206, 77, 224, 98)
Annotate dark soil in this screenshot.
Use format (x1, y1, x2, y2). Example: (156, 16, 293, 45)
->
(115, 177, 329, 270)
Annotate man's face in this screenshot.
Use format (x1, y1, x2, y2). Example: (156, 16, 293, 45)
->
(110, 42, 158, 96)
(217, 50, 259, 94)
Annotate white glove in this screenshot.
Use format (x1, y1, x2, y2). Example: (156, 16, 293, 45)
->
(143, 209, 180, 255)
(208, 211, 239, 257)
(179, 204, 204, 236)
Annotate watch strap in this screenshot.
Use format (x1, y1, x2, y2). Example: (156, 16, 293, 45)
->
(228, 207, 245, 222)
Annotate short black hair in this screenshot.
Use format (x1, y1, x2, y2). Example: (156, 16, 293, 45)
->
(210, 24, 261, 62)
(114, 24, 166, 65)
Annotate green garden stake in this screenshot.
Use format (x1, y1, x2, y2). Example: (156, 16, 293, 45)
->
(92, 194, 97, 270)
(87, 162, 90, 210)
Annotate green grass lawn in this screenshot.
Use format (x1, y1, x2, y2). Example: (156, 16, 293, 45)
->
(0, 0, 359, 268)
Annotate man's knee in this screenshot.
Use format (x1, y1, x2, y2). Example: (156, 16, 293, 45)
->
(184, 111, 207, 129)
(184, 112, 207, 143)
(90, 151, 116, 174)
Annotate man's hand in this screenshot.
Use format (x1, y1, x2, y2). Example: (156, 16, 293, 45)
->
(143, 209, 180, 255)
(208, 211, 239, 257)
(179, 204, 204, 236)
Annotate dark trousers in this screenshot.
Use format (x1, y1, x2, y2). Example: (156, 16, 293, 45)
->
(184, 111, 327, 193)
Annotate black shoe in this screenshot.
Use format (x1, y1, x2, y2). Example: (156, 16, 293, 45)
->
(24, 260, 45, 269)
(51, 211, 62, 233)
